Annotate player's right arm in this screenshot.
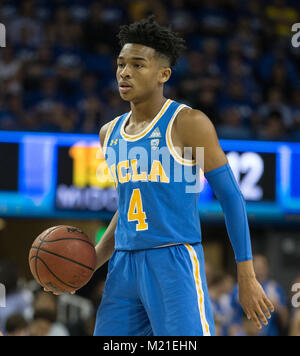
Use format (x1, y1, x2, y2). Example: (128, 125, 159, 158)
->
(95, 210, 117, 270)
(44, 123, 117, 295)
(95, 121, 118, 270)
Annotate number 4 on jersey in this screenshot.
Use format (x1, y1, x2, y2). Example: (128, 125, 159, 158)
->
(128, 189, 148, 231)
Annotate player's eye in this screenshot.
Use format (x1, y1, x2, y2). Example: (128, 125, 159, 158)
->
(134, 64, 143, 68)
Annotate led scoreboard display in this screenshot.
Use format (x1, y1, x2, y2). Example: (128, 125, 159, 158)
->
(0, 131, 299, 223)
(0, 142, 19, 191)
(199, 141, 279, 222)
(0, 131, 116, 220)
(56, 143, 117, 213)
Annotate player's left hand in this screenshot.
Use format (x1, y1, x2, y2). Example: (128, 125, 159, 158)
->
(238, 276, 275, 329)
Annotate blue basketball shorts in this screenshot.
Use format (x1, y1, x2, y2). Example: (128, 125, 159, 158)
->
(93, 242, 215, 336)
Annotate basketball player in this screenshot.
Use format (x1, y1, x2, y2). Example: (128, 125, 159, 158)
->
(92, 16, 275, 336)
(47, 16, 274, 336)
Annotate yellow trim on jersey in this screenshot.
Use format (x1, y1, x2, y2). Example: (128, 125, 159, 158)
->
(120, 99, 173, 141)
(102, 116, 121, 156)
(109, 163, 118, 188)
(184, 244, 211, 336)
(166, 105, 196, 166)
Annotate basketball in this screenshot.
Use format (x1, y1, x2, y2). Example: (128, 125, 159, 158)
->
(29, 225, 96, 293)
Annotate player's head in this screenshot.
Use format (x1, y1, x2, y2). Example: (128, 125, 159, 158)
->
(116, 15, 186, 102)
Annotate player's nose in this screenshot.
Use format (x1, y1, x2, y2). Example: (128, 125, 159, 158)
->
(119, 65, 131, 78)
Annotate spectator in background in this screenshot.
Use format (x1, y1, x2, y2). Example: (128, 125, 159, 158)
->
(217, 107, 252, 140)
(258, 87, 293, 129)
(244, 0, 264, 34)
(178, 51, 206, 102)
(250, 111, 263, 136)
(240, 315, 261, 336)
(22, 45, 55, 94)
(0, 94, 29, 131)
(0, 259, 34, 333)
(230, 255, 289, 336)
(0, 47, 22, 95)
(196, 0, 232, 37)
(27, 75, 62, 108)
(233, 17, 259, 61)
(78, 96, 103, 134)
(29, 290, 70, 336)
(225, 54, 260, 104)
(47, 6, 77, 48)
(82, 2, 117, 54)
(290, 90, 300, 141)
(194, 89, 220, 126)
(201, 37, 222, 76)
(266, 61, 296, 96)
(209, 272, 235, 336)
(36, 102, 78, 133)
(169, 0, 197, 37)
(26, 75, 78, 132)
(258, 45, 299, 90)
(55, 53, 82, 104)
(218, 79, 256, 130)
(8, 0, 44, 48)
(76, 73, 103, 103)
(100, 0, 127, 28)
(0, 111, 17, 131)
(178, 50, 221, 104)
(257, 110, 287, 141)
(27, 75, 75, 132)
(4, 314, 29, 336)
(29, 309, 69, 336)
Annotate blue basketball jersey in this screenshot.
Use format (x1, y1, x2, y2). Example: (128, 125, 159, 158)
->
(103, 99, 202, 250)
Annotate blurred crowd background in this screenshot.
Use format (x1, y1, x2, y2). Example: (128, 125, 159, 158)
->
(1, 0, 300, 337)
(0, 0, 299, 140)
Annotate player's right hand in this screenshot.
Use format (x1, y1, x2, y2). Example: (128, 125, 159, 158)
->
(43, 287, 76, 295)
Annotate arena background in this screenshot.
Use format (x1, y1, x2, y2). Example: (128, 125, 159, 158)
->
(0, 0, 299, 336)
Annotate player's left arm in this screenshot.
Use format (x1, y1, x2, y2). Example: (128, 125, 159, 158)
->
(177, 108, 275, 329)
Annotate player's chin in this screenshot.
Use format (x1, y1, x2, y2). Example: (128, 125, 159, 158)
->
(118, 88, 135, 100)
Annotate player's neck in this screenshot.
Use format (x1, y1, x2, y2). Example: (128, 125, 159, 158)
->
(129, 95, 168, 123)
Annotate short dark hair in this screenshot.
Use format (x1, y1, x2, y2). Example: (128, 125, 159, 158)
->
(117, 15, 186, 67)
(5, 314, 28, 333)
(268, 110, 282, 120)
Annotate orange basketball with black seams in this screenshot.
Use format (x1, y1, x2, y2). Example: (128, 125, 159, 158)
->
(29, 225, 96, 293)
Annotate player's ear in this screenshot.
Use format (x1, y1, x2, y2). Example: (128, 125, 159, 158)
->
(158, 67, 171, 84)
